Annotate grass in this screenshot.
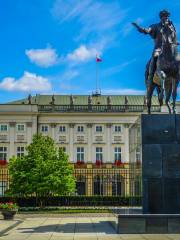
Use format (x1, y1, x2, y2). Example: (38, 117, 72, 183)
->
(18, 207, 112, 214)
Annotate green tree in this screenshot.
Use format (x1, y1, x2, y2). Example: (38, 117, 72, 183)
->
(8, 134, 76, 205)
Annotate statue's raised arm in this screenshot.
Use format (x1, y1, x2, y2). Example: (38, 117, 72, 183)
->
(132, 22, 151, 34)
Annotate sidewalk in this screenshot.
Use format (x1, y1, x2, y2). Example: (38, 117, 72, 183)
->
(0, 216, 179, 240)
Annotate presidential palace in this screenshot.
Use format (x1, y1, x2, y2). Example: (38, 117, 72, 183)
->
(0, 94, 177, 196)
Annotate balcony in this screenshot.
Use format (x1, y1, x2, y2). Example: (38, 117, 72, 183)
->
(95, 160, 103, 167)
(0, 160, 7, 166)
(76, 160, 85, 165)
(114, 160, 124, 167)
(38, 104, 161, 113)
(75, 160, 85, 168)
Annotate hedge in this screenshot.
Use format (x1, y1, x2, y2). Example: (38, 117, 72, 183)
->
(0, 196, 141, 207)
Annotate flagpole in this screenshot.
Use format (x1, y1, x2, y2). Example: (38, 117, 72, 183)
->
(96, 59, 97, 93)
(96, 56, 99, 94)
(95, 54, 102, 95)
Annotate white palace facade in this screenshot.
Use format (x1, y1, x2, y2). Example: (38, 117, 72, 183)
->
(0, 94, 171, 196)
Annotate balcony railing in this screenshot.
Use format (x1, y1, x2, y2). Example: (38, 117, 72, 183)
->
(38, 105, 161, 113)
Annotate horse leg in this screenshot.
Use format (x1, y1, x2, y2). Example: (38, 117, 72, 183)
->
(165, 79, 172, 114)
(156, 85, 163, 106)
(147, 83, 155, 114)
(172, 79, 179, 114)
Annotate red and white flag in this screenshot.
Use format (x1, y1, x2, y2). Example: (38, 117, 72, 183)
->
(96, 54, 102, 62)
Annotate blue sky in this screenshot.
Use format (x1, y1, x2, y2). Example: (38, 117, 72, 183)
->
(0, 0, 180, 103)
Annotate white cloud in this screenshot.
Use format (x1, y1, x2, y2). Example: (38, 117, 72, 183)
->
(52, 0, 128, 40)
(103, 59, 137, 76)
(102, 88, 145, 95)
(25, 46, 59, 67)
(61, 70, 79, 81)
(67, 45, 98, 62)
(0, 71, 52, 92)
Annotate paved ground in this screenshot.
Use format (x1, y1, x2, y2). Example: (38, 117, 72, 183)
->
(0, 217, 179, 240)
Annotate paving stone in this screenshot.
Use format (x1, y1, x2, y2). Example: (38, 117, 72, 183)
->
(0, 216, 179, 240)
(166, 234, 180, 240)
(120, 234, 146, 239)
(142, 234, 173, 240)
(97, 236, 121, 240)
(27, 235, 51, 240)
(50, 237, 74, 240)
(73, 236, 98, 240)
(0, 233, 29, 240)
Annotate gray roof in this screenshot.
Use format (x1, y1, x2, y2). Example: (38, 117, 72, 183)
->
(7, 94, 159, 106)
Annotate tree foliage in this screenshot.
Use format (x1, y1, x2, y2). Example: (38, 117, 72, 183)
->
(8, 134, 76, 198)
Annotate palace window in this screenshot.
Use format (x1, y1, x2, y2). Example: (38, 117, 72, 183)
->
(17, 124, 25, 132)
(17, 146, 25, 158)
(0, 125, 8, 132)
(76, 175, 86, 195)
(96, 147, 103, 161)
(77, 126, 84, 132)
(114, 147, 122, 161)
(0, 147, 7, 160)
(114, 125, 121, 132)
(59, 126, 66, 132)
(41, 125, 48, 132)
(77, 147, 84, 162)
(96, 126, 103, 132)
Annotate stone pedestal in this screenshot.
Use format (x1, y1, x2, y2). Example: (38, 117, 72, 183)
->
(141, 114, 180, 214)
(117, 214, 180, 234)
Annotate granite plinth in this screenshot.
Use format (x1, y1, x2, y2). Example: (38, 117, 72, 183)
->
(141, 114, 180, 214)
(117, 214, 180, 234)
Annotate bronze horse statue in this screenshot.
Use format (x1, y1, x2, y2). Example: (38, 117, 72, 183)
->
(146, 26, 180, 114)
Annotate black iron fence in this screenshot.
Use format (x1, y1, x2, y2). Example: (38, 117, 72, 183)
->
(0, 167, 142, 206)
(74, 168, 136, 197)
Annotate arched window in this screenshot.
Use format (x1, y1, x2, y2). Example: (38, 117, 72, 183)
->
(76, 175, 86, 195)
(112, 174, 123, 196)
(93, 175, 103, 195)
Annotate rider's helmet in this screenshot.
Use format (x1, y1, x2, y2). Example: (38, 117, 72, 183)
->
(159, 10, 170, 18)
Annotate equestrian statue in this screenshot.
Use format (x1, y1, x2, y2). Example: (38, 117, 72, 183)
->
(132, 10, 180, 114)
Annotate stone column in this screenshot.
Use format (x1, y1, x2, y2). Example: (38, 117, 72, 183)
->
(32, 116, 38, 136)
(51, 123, 57, 142)
(26, 122, 32, 145)
(124, 124, 130, 163)
(106, 123, 112, 163)
(9, 122, 16, 159)
(69, 123, 75, 163)
(87, 123, 93, 163)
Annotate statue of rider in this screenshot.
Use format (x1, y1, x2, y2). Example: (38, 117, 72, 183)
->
(132, 10, 178, 88)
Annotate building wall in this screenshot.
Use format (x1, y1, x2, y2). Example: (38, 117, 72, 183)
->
(0, 107, 140, 163)
(0, 103, 145, 196)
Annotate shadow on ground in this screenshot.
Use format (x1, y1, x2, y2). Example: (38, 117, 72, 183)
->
(17, 221, 116, 234)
